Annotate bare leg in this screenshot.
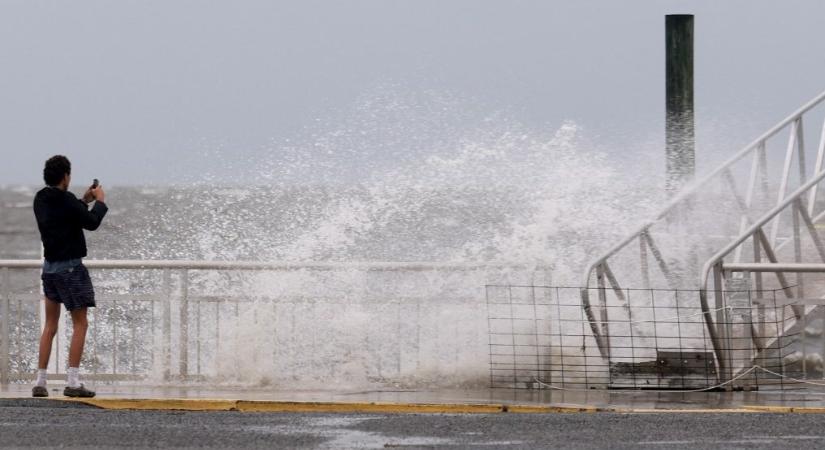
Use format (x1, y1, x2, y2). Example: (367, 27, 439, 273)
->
(37, 298, 61, 370)
(68, 308, 88, 368)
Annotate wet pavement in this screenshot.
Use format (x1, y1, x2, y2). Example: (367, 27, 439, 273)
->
(4, 385, 825, 448)
(1, 401, 825, 449)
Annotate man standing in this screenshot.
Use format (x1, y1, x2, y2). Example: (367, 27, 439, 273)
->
(31, 155, 107, 398)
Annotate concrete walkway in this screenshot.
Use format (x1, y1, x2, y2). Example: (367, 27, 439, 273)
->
(4, 384, 825, 413)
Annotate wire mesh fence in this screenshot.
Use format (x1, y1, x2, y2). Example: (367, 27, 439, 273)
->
(487, 284, 825, 391)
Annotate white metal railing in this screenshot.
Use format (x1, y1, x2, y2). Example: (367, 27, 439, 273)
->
(580, 89, 825, 361)
(0, 259, 550, 385)
(698, 167, 825, 383)
(0, 260, 544, 271)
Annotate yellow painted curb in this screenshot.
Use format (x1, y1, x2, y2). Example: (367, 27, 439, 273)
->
(743, 405, 825, 413)
(236, 401, 504, 414)
(609, 408, 765, 414)
(64, 398, 508, 414)
(506, 404, 598, 413)
(65, 398, 594, 414)
(68, 398, 238, 411)
(56, 398, 825, 414)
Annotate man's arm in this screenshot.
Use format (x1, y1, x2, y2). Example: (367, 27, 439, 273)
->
(68, 193, 108, 231)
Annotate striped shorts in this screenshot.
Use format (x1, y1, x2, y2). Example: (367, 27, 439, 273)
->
(41, 264, 96, 311)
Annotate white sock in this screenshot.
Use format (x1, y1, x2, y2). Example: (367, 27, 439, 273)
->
(35, 369, 47, 387)
(67, 367, 81, 388)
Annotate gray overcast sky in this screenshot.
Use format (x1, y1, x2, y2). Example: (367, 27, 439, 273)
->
(1, 0, 824, 186)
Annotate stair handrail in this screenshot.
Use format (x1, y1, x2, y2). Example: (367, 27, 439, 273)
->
(697, 167, 825, 380)
(580, 89, 825, 360)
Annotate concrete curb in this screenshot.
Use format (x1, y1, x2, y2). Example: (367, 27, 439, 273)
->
(62, 398, 600, 414)
(72, 398, 238, 411)
(52, 398, 825, 414)
(741, 405, 825, 413)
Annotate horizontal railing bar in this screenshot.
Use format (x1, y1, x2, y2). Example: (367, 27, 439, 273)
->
(6, 292, 490, 306)
(1, 294, 166, 303)
(0, 259, 550, 271)
(10, 373, 144, 382)
(723, 263, 825, 273)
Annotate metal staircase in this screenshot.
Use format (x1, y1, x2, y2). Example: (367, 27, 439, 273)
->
(580, 89, 825, 388)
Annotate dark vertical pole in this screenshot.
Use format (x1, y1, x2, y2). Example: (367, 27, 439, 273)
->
(666, 14, 695, 195)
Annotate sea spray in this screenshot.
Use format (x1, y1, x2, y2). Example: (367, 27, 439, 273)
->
(2, 87, 664, 387)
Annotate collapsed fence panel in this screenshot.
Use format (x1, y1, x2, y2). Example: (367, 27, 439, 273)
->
(487, 285, 820, 391)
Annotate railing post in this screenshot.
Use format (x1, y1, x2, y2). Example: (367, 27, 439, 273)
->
(734, 151, 762, 263)
(758, 141, 770, 207)
(0, 268, 10, 385)
(639, 235, 650, 289)
(179, 270, 189, 379)
(771, 118, 801, 246)
(161, 269, 171, 381)
(712, 262, 731, 386)
(753, 234, 765, 346)
(797, 116, 807, 186)
(596, 264, 611, 360)
(741, 286, 756, 389)
(792, 200, 805, 299)
(807, 117, 825, 213)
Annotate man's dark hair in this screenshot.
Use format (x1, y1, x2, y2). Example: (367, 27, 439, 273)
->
(43, 155, 71, 186)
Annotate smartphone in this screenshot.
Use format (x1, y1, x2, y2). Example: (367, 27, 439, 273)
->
(91, 179, 99, 189)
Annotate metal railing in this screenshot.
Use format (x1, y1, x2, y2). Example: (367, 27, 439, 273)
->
(0, 259, 550, 385)
(699, 167, 825, 383)
(580, 89, 825, 361)
(489, 284, 820, 391)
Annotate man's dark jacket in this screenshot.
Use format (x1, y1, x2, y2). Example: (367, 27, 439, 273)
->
(33, 187, 108, 262)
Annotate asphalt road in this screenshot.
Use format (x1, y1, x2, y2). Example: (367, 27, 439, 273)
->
(1, 399, 824, 449)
